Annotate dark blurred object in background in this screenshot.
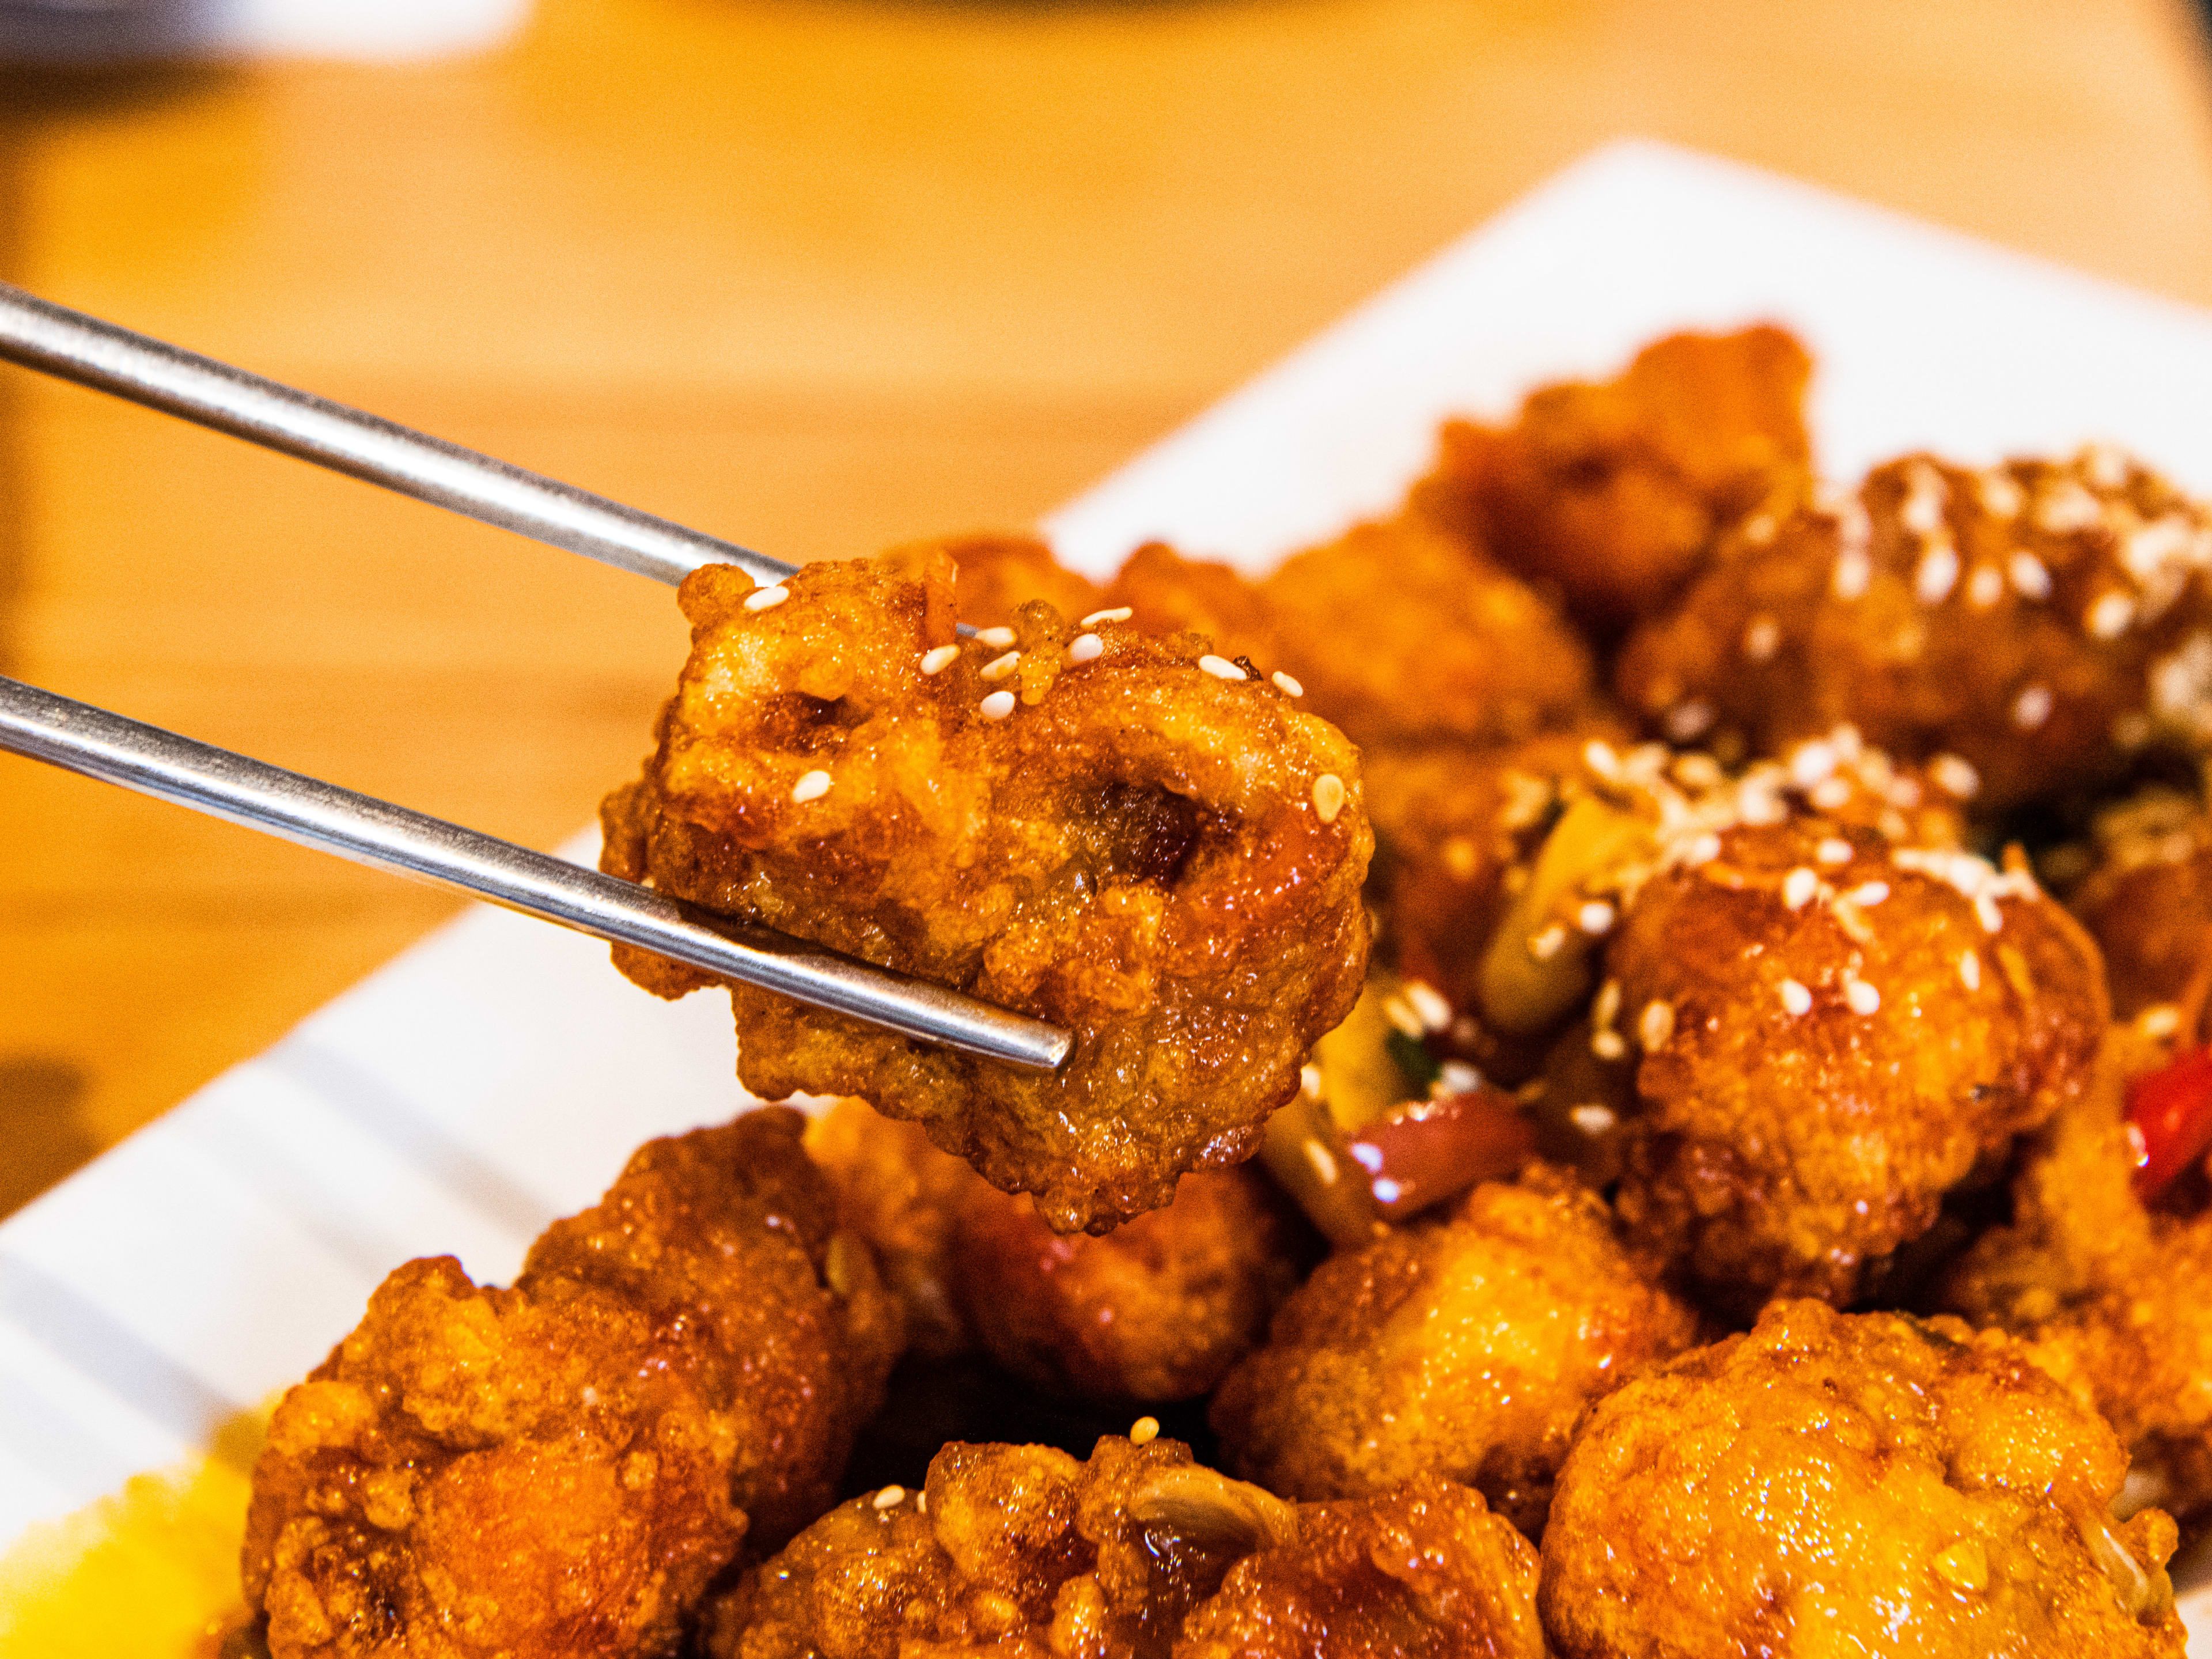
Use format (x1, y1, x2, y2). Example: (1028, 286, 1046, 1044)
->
(0, 0, 204, 62)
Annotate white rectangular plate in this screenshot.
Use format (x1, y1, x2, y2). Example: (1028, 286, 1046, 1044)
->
(3, 138, 2206, 1643)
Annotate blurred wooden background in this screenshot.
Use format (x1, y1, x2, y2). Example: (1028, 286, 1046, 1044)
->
(3, 0, 2212, 1215)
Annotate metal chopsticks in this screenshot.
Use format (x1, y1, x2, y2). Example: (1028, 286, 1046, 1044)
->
(0, 676, 1070, 1071)
(0, 285, 1070, 1072)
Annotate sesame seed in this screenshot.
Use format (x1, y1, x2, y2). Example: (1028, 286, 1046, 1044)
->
(1900, 465, 1948, 536)
(1975, 470, 2024, 520)
(1067, 632, 1104, 664)
(1199, 654, 1247, 681)
(1578, 900, 1617, 935)
(919, 644, 960, 675)
(1312, 773, 1346, 824)
(1405, 980, 1453, 1032)
(1975, 894, 2004, 934)
(2007, 551, 2053, 600)
(1789, 741, 1838, 787)
(1816, 838, 1854, 866)
(1591, 1029, 1628, 1061)
(977, 626, 1017, 648)
(1302, 1137, 1339, 1184)
(1914, 540, 1959, 604)
(2080, 442, 2128, 490)
(1685, 832, 1723, 867)
(980, 650, 1022, 681)
(1570, 1104, 1617, 1136)
(917, 1492, 927, 1513)
(790, 770, 832, 804)
(1929, 754, 1981, 800)
(1665, 700, 1715, 742)
(1081, 607, 1134, 626)
(2012, 684, 2053, 730)
(1959, 950, 1982, 992)
(1675, 753, 1725, 790)
(1272, 671, 1304, 696)
(1372, 1177, 1404, 1204)
(1640, 1000, 1676, 1050)
(1436, 1060, 1483, 1095)
(1845, 978, 1881, 1016)
(2086, 592, 2135, 640)
(1832, 546, 1872, 601)
(1779, 979, 1813, 1016)
(980, 690, 1017, 721)
(1744, 615, 1782, 661)
(1741, 513, 1778, 547)
(1593, 979, 1622, 1031)
(2034, 481, 2103, 535)
(1783, 867, 1819, 910)
(874, 1486, 907, 1509)
(2143, 1003, 2181, 1038)
(1583, 740, 1622, 781)
(1300, 1062, 1323, 1097)
(1529, 923, 1569, 961)
(744, 584, 790, 612)
(1382, 995, 1425, 1039)
(1129, 1416, 1161, 1447)
(1846, 881, 1890, 907)
(1965, 566, 2005, 608)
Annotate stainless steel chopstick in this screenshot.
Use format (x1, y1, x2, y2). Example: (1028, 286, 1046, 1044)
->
(0, 282, 791, 590)
(0, 676, 1073, 1073)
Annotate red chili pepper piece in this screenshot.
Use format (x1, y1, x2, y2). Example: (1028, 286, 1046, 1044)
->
(1344, 1086, 1537, 1221)
(2124, 1045, 2212, 1198)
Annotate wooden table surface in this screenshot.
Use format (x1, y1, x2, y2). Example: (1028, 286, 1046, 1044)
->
(3, 0, 2211, 1217)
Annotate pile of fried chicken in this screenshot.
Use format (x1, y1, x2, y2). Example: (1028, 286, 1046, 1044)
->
(236, 326, 2212, 1657)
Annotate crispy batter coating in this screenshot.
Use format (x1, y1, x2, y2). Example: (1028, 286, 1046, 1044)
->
(709, 1435, 1541, 1659)
(1103, 522, 1597, 751)
(1618, 448, 2212, 808)
(1537, 1300, 2187, 1658)
(600, 548, 1373, 1232)
(1210, 1167, 1698, 1536)
(241, 1110, 902, 1659)
(1941, 1022, 2212, 1526)
(806, 1097, 980, 1361)
(1410, 325, 1813, 640)
(1607, 804, 2105, 1312)
(1175, 1476, 1545, 1659)
(2069, 790, 2212, 1017)
(953, 1166, 1313, 1403)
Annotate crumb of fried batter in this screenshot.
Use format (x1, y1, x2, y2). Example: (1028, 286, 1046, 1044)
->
(1411, 325, 1814, 641)
(1539, 1301, 2187, 1658)
(241, 1109, 901, 1659)
(600, 548, 1372, 1233)
(1210, 1165, 1698, 1537)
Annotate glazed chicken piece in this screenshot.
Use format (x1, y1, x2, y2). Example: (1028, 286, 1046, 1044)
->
(1409, 324, 1815, 642)
(2067, 788, 2212, 1018)
(1618, 446, 2212, 808)
(1610, 806, 2104, 1313)
(1209, 1165, 1699, 1537)
(1539, 1301, 2188, 1658)
(601, 547, 1372, 1232)
(241, 1109, 902, 1659)
(706, 1433, 1544, 1659)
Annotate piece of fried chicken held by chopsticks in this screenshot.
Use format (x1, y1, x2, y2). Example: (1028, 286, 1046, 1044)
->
(600, 547, 1373, 1233)
(241, 1109, 901, 1659)
(704, 1433, 1544, 1659)
(1539, 1301, 2188, 1658)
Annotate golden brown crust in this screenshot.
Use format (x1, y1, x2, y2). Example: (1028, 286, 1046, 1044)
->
(2069, 791, 2212, 1018)
(1608, 811, 2106, 1312)
(241, 1110, 902, 1659)
(1538, 1301, 2187, 1659)
(1209, 1169, 1698, 1535)
(933, 531, 1109, 630)
(1411, 325, 1814, 640)
(1618, 448, 2212, 808)
(601, 549, 1373, 1232)
(952, 1166, 1313, 1403)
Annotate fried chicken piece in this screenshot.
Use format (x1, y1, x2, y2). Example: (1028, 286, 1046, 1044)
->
(241, 1109, 902, 1659)
(600, 548, 1373, 1232)
(1618, 448, 2212, 809)
(930, 532, 1108, 631)
(1104, 521, 1597, 751)
(1175, 1476, 1545, 1659)
(806, 1097, 980, 1360)
(1605, 795, 2105, 1313)
(1210, 1166, 1698, 1536)
(1410, 325, 1814, 641)
(2069, 789, 2212, 1017)
(1941, 1020, 2212, 1527)
(1538, 1300, 2188, 1657)
(953, 1166, 1313, 1403)
(707, 1434, 1542, 1659)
